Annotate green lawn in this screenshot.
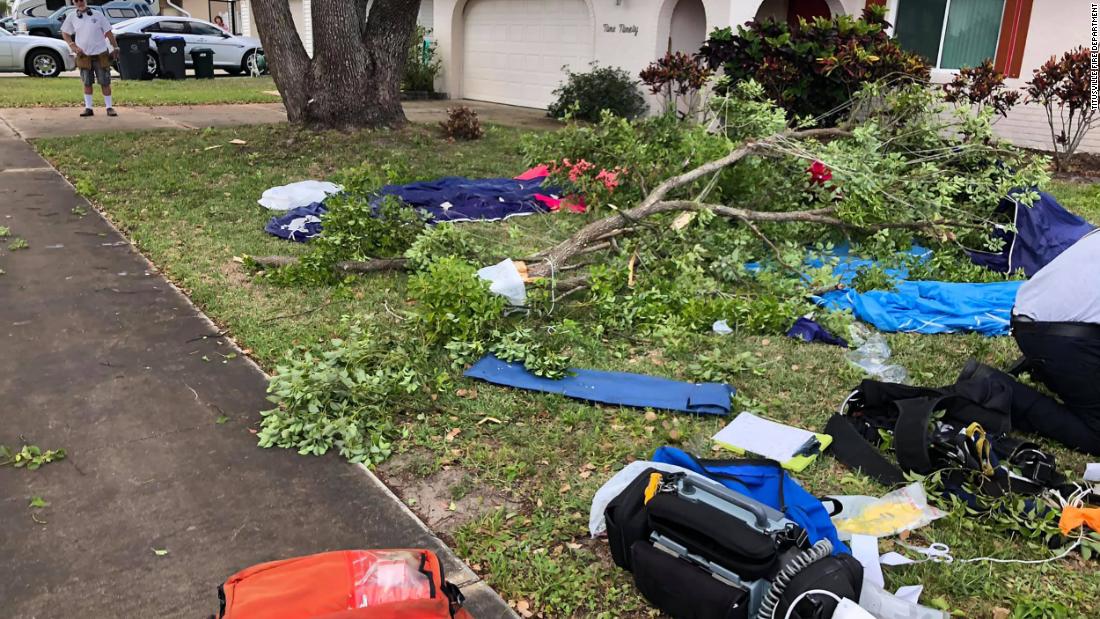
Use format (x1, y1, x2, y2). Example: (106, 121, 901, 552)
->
(0, 76, 280, 107)
(32, 124, 1100, 618)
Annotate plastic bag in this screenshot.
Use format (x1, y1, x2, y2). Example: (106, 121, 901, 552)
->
(832, 482, 945, 539)
(476, 259, 526, 306)
(349, 550, 434, 608)
(846, 324, 908, 383)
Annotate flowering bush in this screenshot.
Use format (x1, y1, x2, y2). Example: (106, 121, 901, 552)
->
(1024, 46, 1097, 171)
(545, 158, 627, 213)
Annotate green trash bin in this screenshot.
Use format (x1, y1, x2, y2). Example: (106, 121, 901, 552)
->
(190, 47, 215, 79)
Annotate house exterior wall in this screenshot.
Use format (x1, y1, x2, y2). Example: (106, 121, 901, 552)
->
(988, 0, 1098, 153)
(881, 0, 1098, 153)
(433, 0, 737, 104)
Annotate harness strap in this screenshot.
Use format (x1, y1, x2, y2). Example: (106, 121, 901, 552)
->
(824, 414, 907, 486)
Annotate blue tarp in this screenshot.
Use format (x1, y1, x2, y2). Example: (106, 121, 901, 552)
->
(264, 202, 327, 242)
(799, 243, 1021, 336)
(817, 281, 1021, 336)
(464, 355, 734, 415)
(967, 191, 1094, 277)
(651, 446, 849, 555)
(374, 175, 557, 223)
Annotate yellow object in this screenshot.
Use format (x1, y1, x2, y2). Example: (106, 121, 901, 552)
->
(715, 432, 833, 472)
(643, 472, 662, 504)
(964, 422, 995, 476)
(835, 501, 927, 536)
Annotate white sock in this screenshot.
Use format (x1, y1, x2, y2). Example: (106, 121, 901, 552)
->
(104, 95, 112, 109)
(84, 94, 93, 109)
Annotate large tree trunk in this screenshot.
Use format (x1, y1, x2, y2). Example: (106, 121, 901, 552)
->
(251, 0, 420, 130)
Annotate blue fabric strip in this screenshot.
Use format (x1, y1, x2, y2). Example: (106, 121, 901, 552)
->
(463, 355, 734, 415)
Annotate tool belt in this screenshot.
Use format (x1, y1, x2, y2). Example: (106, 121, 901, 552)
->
(605, 469, 862, 619)
(825, 377, 1062, 498)
(75, 51, 111, 71)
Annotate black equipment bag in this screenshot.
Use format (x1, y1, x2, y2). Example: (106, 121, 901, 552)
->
(826, 377, 1061, 496)
(631, 541, 750, 619)
(605, 469, 862, 619)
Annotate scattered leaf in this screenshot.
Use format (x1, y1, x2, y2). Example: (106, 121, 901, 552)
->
(28, 496, 48, 509)
(203, 145, 223, 151)
(477, 416, 503, 425)
(228, 139, 248, 145)
(215, 415, 229, 424)
(445, 428, 461, 442)
(559, 483, 571, 494)
(153, 548, 169, 556)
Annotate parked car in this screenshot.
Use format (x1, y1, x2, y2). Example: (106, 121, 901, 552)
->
(1, 17, 18, 33)
(0, 27, 76, 76)
(16, 1, 151, 38)
(12, 0, 158, 19)
(112, 16, 262, 76)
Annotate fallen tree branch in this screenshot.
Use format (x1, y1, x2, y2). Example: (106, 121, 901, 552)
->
(251, 255, 409, 274)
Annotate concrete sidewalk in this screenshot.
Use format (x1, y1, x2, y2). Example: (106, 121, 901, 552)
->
(0, 121, 514, 617)
(0, 99, 559, 138)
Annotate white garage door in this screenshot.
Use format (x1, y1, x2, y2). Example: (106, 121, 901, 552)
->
(462, 0, 594, 109)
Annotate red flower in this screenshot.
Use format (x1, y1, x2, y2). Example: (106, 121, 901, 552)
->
(807, 160, 832, 184)
(595, 168, 620, 190)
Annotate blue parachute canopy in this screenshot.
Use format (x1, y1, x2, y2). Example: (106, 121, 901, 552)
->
(967, 191, 1094, 277)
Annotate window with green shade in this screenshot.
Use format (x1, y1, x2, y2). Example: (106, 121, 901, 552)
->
(892, 0, 1005, 70)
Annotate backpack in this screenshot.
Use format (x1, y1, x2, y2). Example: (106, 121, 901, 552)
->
(215, 549, 472, 619)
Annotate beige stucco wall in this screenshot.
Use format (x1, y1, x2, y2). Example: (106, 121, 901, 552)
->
(433, 0, 733, 103)
(993, 0, 1098, 153)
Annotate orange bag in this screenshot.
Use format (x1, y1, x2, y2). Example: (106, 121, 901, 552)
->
(217, 549, 473, 619)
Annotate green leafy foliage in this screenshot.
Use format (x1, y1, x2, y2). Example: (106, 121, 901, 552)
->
(699, 5, 928, 124)
(266, 163, 427, 285)
(259, 319, 424, 464)
(547, 63, 648, 122)
(0, 226, 9, 238)
(7, 237, 28, 251)
(408, 257, 506, 345)
(490, 326, 573, 379)
(0, 444, 66, 470)
(404, 223, 488, 272)
(522, 111, 732, 210)
(28, 496, 49, 509)
(851, 264, 898, 293)
(686, 348, 763, 382)
(403, 25, 441, 93)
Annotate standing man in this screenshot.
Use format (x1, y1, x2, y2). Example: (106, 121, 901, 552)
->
(60, 0, 119, 117)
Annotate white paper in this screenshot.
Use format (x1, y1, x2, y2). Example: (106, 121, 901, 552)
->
(834, 598, 878, 619)
(712, 412, 816, 462)
(851, 534, 885, 588)
(895, 585, 923, 604)
(712, 319, 732, 334)
(879, 551, 917, 567)
(1085, 463, 1100, 482)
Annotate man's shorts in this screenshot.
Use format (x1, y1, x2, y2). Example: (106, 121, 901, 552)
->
(80, 56, 111, 88)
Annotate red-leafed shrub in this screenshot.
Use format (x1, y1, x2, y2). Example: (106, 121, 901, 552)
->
(942, 59, 1020, 118)
(1024, 47, 1097, 171)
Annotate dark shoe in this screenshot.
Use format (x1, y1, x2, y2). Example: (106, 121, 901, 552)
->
(80, 108, 93, 117)
(106, 107, 117, 117)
